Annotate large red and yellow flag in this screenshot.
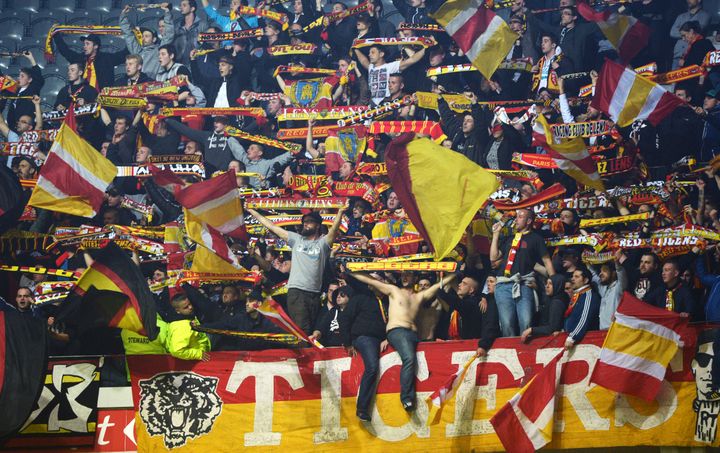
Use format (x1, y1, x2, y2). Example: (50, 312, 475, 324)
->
(385, 133, 499, 260)
(590, 292, 690, 401)
(431, 0, 517, 80)
(185, 209, 243, 272)
(28, 122, 117, 217)
(175, 170, 246, 239)
(532, 112, 605, 191)
(592, 59, 684, 127)
(54, 242, 159, 339)
(577, 2, 649, 63)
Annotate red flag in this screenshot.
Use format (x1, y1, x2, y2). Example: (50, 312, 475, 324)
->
(256, 298, 324, 349)
(490, 350, 567, 453)
(591, 59, 684, 127)
(577, 2, 650, 63)
(175, 171, 246, 240)
(589, 292, 690, 401)
(149, 163, 186, 195)
(64, 102, 77, 132)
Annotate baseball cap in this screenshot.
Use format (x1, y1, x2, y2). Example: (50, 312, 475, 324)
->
(80, 34, 101, 46)
(301, 211, 323, 225)
(218, 54, 235, 65)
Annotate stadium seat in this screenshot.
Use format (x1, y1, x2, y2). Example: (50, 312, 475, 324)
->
(114, 65, 126, 81)
(86, 0, 113, 14)
(3, 64, 22, 78)
(48, 0, 78, 14)
(18, 43, 47, 66)
(40, 63, 62, 77)
(103, 15, 122, 26)
(104, 36, 127, 50)
(30, 16, 60, 44)
(7, 0, 41, 13)
(138, 14, 164, 27)
(0, 19, 25, 45)
(40, 73, 67, 104)
(68, 14, 96, 27)
(72, 9, 106, 25)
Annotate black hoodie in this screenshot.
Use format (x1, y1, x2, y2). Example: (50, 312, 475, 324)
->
(532, 274, 570, 337)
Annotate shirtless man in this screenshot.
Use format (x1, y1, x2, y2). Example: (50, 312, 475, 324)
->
(349, 270, 455, 411)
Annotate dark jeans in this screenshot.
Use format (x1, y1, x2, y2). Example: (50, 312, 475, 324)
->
(712, 329, 720, 392)
(286, 288, 320, 335)
(386, 327, 418, 405)
(353, 335, 381, 414)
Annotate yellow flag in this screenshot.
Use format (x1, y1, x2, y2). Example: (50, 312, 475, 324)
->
(385, 135, 500, 260)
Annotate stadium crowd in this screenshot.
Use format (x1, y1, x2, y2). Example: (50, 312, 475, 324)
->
(3, 0, 720, 421)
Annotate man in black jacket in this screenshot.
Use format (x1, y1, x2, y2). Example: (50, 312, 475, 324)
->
(529, 6, 600, 74)
(438, 93, 488, 165)
(165, 115, 233, 173)
(437, 273, 500, 357)
(392, 0, 432, 24)
(5, 52, 43, 133)
(619, 251, 664, 303)
(340, 277, 389, 422)
(652, 259, 697, 318)
(54, 62, 98, 110)
(191, 54, 248, 108)
(53, 34, 128, 90)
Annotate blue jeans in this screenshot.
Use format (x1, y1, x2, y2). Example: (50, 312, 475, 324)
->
(495, 282, 534, 337)
(386, 328, 418, 405)
(353, 335, 381, 414)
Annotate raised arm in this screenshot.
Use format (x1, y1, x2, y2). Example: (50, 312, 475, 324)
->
(354, 48, 370, 70)
(247, 208, 289, 241)
(120, 6, 143, 54)
(398, 46, 427, 71)
(325, 205, 347, 246)
(542, 254, 556, 276)
(418, 272, 457, 304)
(489, 221, 503, 262)
(33, 96, 43, 131)
(305, 118, 322, 158)
(160, 3, 176, 45)
(0, 111, 11, 139)
(347, 271, 396, 296)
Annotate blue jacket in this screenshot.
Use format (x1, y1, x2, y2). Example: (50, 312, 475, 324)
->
(204, 4, 258, 48)
(564, 287, 600, 343)
(697, 258, 720, 321)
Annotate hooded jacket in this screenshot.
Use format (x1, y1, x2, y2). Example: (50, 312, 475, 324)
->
(120, 9, 176, 79)
(532, 274, 569, 337)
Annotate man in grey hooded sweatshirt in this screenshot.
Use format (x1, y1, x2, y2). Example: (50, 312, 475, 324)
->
(120, 3, 176, 80)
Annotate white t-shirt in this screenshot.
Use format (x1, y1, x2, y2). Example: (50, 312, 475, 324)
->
(214, 80, 229, 108)
(368, 60, 401, 106)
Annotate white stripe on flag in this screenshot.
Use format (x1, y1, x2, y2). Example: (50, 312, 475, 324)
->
(52, 142, 111, 193)
(635, 85, 665, 122)
(214, 216, 245, 234)
(597, 348, 667, 381)
(35, 176, 68, 200)
(614, 312, 683, 343)
(442, 0, 484, 36)
(466, 15, 506, 62)
(189, 189, 238, 215)
(608, 69, 636, 121)
(514, 400, 553, 450)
